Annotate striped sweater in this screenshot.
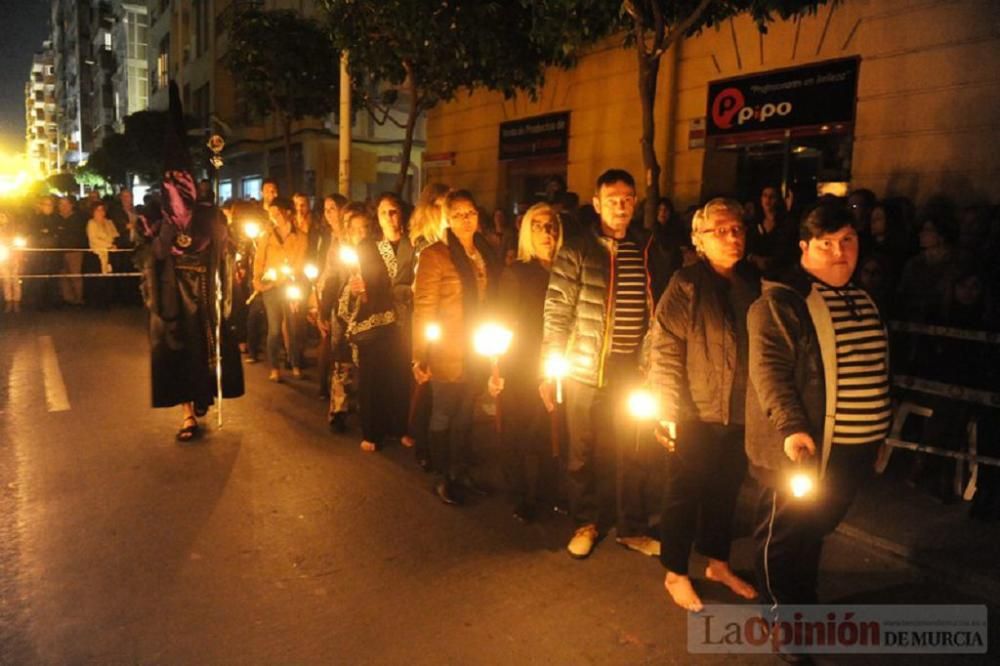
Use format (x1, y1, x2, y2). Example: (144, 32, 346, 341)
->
(814, 282, 892, 445)
(610, 239, 648, 354)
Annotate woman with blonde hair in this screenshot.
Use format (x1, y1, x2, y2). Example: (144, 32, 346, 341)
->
(409, 182, 449, 251)
(490, 202, 564, 521)
(404, 182, 450, 469)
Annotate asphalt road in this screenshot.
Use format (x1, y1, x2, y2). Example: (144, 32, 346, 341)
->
(0, 308, 996, 665)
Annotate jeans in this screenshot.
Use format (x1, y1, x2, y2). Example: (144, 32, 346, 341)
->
(429, 379, 481, 480)
(262, 288, 301, 369)
(564, 352, 651, 536)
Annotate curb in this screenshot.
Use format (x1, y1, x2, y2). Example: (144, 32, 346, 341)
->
(835, 521, 1000, 605)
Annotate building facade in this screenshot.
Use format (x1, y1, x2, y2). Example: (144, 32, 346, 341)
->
(51, 0, 96, 168)
(146, 0, 425, 202)
(25, 45, 59, 179)
(425, 0, 1000, 213)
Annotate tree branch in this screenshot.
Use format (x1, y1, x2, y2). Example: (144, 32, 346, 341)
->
(656, 0, 715, 58)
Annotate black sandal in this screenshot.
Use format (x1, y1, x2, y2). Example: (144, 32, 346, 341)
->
(176, 417, 200, 442)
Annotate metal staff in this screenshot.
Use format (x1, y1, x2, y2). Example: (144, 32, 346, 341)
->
(474, 323, 513, 433)
(209, 133, 226, 428)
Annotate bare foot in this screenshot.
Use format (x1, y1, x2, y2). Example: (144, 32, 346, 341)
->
(401, 435, 415, 448)
(664, 572, 704, 612)
(705, 559, 757, 600)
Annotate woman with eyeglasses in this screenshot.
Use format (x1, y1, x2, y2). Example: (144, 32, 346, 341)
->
(489, 203, 564, 522)
(648, 197, 761, 612)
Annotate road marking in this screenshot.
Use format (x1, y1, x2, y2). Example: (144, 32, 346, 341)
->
(38, 335, 71, 412)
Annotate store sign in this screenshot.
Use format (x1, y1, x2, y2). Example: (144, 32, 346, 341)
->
(499, 112, 569, 161)
(423, 152, 456, 168)
(688, 118, 706, 149)
(706, 58, 859, 137)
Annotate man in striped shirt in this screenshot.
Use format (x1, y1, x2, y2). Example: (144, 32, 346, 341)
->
(543, 169, 666, 559)
(745, 202, 891, 619)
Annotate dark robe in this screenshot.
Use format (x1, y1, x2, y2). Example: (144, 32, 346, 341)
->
(140, 202, 245, 409)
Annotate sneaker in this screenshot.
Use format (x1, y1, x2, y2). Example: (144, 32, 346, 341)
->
(567, 524, 599, 559)
(616, 535, 661, 557)
(268, 370, 281, 382)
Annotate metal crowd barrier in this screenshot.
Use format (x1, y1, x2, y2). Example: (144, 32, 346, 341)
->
(0, 246, 141, 278)
(879, 320, 1000, 500)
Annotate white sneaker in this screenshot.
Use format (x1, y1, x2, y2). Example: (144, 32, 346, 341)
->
(567, 524, 599, 559)
(616, 535, 661, 557)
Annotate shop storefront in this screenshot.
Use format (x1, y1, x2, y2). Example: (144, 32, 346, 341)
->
(497, 112, 570, 213)
(701, 57, 859, 207)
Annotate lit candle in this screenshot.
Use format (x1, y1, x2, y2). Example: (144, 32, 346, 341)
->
(544, 353, 569, 404)
(243, 221, 261, 240)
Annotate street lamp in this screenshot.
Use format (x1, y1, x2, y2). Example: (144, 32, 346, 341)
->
(12, 236, 27, 249)
(304, 263, 319, 281)
(285, 284, 303, 302)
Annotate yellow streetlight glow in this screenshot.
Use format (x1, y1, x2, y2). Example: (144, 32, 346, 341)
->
(473, 323, 513, 359)
(425, 322, 442, 343)
(243, 221, 261, 239)
(235, 252, 242, 262)
(285, 284, 303, 301)
(628, 389, 658, 420)
(13, 236, 27, 249)
(0, 244, 9, 263)
(304, 263, 319, 281)
(263, 268, 278, 282)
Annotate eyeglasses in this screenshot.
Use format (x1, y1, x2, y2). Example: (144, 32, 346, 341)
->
(531, 222, 557, 234)
(698, 225, 746, 239)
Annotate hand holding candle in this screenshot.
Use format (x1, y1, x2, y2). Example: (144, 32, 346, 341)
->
(627, 388, 659, 452)
(474, 323, 513, 433)
(544, 353, 569, 405)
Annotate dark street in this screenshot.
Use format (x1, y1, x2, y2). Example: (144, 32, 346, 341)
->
(0, 308, 996, 665)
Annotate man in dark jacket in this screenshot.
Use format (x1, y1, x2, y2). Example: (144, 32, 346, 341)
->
(542, 169, 662, 559)
(746, 203, 891, 615)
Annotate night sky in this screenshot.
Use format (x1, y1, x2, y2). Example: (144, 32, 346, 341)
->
(0, 0, 53, 153)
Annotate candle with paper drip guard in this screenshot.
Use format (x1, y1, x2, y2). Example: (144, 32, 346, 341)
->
(474, 323, 513, 433)
(627, 388, 659, 452)
(544, 353, 569, 404)
(339, 245, 366, 304)
(790, 460, 816, 499)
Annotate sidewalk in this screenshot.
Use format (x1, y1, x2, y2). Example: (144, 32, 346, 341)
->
(837, 470, 1000, 603)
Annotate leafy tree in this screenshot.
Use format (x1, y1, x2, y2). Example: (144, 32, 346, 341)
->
(319, 0, 614, 196)
(223, 8, 341, 191)
(611, 0, 831, 226)
(74, 164, 110, 193)
(84, 110, 204, 188)
(46, 172, 77, 196)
